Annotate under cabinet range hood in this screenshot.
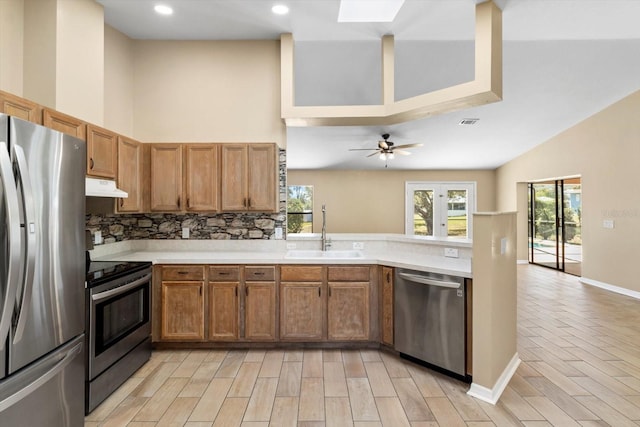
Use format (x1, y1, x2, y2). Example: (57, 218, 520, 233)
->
(85, 177, 128, 198)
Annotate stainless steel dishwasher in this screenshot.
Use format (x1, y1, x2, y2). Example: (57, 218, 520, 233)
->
(394, 268, 468, 380)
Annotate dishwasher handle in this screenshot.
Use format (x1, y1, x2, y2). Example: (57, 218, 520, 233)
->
(398, 272, 461, 289)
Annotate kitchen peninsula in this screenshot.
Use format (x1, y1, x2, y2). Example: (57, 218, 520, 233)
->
(90, 219, 517, 405)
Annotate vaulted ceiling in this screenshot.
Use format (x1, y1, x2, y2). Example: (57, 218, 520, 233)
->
(98, 0, 640, 170)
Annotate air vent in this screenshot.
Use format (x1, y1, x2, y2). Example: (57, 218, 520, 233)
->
(459, 118, 479, 125)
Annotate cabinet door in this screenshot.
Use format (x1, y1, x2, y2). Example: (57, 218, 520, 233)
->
(117, 136, 142, 213)
(208, 282, 239, 341)
(220, 144, 247, 211)
(185, 144, 219, 211)
(150, 144, 183, 211)
(280, 282, 324, 341)
(245, 282, 276, 341)
(247, 144, 277, 212)
(327, 282, 370, 341)
(42, 108, 86, 140)
(381, 267, 394, 346)
(86, 124, 118, 179)
(161, 281, 204, 340)
(0, 90, 41, 124)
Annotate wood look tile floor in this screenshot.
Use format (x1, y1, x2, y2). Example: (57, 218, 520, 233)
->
(85, 265, 640, 426)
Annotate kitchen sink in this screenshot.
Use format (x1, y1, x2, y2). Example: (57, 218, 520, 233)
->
(285, 249, 364, 259)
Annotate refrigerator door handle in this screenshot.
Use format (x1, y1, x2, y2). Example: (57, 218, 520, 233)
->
(0, 141, 22, 352)
(0, 340, 83, 412)
(11, 144, 37, 344)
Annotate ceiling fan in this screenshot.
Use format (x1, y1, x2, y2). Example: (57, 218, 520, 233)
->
(349, 133, 423, 163)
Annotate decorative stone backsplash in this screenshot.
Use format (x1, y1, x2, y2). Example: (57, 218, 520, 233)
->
(86, 149, 286, 244)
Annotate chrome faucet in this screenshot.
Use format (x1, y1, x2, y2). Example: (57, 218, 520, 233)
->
(321, 204, 331, 251)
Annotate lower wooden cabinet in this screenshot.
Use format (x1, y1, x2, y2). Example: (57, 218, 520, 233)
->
(208, 282, 239, 341)
(245, 282, 276, 341)
(327, 266, 370, 341)
(160, 265, 205, 341)
(157, 264, 375, 345)
(328, 282, 369, 341)
(280, 282, 324, 341)
(161, 281, 204, 341)
(381, 266, 394, 346)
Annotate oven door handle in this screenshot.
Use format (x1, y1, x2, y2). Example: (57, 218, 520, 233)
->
(91, 273, 152, 302)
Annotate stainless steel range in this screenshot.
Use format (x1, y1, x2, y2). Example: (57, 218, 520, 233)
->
(85, 258, 152, 414)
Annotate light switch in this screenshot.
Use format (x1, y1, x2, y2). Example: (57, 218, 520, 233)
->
(274, 227, 283, 239)
(94, 231, 102, 245)
(182, 227, 190, 239)
(500, 237, 508, 255)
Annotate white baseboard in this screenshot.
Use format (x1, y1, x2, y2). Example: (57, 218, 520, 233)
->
(579, 277, 640, 300)
(517, 259, 529, 265)
(467, 353, 521, 405)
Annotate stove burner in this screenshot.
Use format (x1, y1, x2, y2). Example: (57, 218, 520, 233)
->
(86, 260, 152, 288)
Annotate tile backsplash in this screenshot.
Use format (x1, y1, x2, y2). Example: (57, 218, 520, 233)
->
(86, 149, 286, 244)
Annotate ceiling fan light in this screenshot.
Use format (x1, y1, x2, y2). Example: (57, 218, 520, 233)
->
(387, 152, 395, 160)
(379, 153, 386, 161)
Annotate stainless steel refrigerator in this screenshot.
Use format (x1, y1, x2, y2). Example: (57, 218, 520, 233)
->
(0, 114, 85, 426)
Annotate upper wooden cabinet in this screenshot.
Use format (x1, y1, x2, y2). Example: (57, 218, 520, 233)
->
(87, 124, 118, 179)
(150, 144, 183, 212)
(185, 144, 219, 212)
(221, 143, 277, 212)
(42, 108, 86, 140)
(0, 91, 42, 124)
(117, 136, 142, 213)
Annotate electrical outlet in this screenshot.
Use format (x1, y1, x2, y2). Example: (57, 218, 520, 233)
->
(603, 219, 614, 229)
(444, 247, 459, 258)
(286, 242, 297, 249)
(274, 227, 283, 240)
(353, 242, 364, 250)
(94, 231, 102, 245)
(182, 227, 190, 239)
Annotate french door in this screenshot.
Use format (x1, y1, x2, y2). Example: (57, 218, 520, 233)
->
(528, 178, 582, 276)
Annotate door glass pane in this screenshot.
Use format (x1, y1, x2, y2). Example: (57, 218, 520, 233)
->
(413, 190, 434, 236)
(532, 183, 558, 268)
(563, 180, 582, 276)
(447, 190, 468, 238)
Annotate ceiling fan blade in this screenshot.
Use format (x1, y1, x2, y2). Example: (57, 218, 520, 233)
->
(393, 149, 412, 156)
(366, 151, 381, 158)
(349, 148, 379, 151)
(393, 143, 423, 150)
(378, 140, 389, 150)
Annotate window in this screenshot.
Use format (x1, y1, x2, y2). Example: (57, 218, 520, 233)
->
(287, 185, 313, 233)
(405, 182, 476, 238)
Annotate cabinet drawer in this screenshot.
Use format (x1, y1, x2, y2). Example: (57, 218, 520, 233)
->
(328, 266, 370, 282)
(280, 266, 324, 282)
(162, 265, 205, 281)
(209, 266, 240, 282)
(244, 266, 275, 281)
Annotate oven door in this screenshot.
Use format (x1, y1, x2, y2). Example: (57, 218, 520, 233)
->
(87, 272, 151, 380)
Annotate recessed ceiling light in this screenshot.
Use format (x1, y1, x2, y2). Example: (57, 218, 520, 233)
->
(272, 4, 289, 15)
(154, 4, 173, 15)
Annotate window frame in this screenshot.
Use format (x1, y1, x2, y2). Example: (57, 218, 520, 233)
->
(405, 181, 477, 238)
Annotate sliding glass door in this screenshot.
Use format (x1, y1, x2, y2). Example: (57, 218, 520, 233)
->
(528, 178, 582, 276)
